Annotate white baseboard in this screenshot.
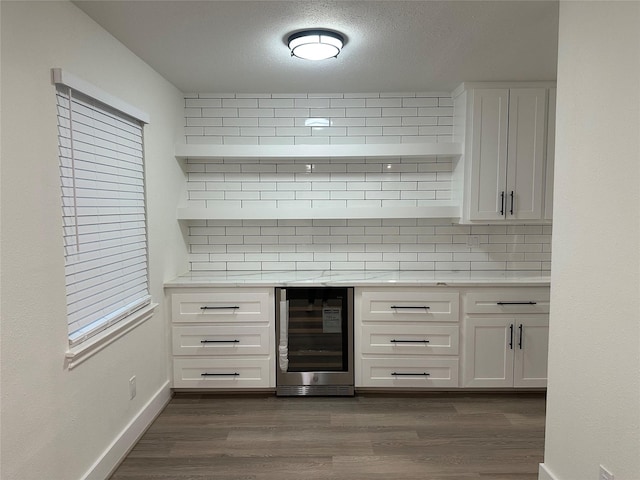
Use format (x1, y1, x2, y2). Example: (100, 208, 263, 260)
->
(81, 381, 172, 480)
(539, 463, 561, 480)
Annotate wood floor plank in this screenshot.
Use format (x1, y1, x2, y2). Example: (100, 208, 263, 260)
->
(109, 392, 545, 480)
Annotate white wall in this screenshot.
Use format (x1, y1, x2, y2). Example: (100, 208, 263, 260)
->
(0, 2, 187, 479)
(541, 2, 640, 480)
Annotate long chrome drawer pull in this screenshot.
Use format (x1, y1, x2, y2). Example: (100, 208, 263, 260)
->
(496, 301, 537, 305)
(200, 340, 240, 344)
(200, 306, 240, 310)
(391, 372, 430, 376)
(390, 305, 430, 310)
(200, 372, 239, 376)
(390, 339, 430, 343)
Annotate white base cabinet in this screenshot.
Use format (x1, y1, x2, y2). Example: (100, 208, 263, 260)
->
(168, 287, 275, 389)
(461, 287, 550, 388)
(355, 287, 460, 389)
(166, 283, 550, 392)
(463, 316, 548, 388)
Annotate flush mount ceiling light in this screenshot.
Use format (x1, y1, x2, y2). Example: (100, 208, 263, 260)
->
(287, 29, 344, 61)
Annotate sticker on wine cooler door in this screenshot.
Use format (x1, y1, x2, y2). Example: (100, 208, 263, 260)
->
(322, 307, 342, 333)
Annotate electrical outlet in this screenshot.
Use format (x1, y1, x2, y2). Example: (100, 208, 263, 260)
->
(466, 235, 480, 247)
(129, 376, 136, 399)
(599, 465, 614, 480)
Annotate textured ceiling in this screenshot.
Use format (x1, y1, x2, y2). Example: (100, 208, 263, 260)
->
(73, 0, 559, 94)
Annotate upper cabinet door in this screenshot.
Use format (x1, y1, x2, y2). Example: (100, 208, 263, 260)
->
(544, 88, 556, 221)
(506, 88, 547, 220)
(468, 89, 510, 221)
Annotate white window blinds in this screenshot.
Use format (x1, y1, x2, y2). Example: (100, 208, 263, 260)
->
(56, 82, 150, 346)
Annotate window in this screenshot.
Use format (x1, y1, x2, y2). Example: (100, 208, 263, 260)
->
(54, 69, 151, 347)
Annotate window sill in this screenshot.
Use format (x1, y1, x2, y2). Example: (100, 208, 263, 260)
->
(65, 303, 158, 370)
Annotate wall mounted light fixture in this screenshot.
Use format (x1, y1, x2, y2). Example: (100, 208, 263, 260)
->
(287, 30, 344, 60)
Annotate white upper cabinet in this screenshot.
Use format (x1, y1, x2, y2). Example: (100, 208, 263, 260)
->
(506, 88, 547, 220)
(468, 89, 510, 221)
(455, 84, 554, 223)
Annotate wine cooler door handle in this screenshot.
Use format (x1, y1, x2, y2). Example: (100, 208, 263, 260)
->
(278, 298, 289, 373)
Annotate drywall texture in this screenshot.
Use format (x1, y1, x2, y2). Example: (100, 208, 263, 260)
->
(0, 2, 185, 479)
(542, 2, 640, 480)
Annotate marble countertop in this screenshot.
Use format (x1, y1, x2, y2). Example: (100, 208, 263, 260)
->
(165, 270, 551, 288)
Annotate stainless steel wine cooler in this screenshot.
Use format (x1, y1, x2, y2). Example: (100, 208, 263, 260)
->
(275, 287, 354, 396)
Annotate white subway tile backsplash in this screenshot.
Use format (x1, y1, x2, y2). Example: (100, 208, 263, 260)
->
(259, 137, 295, 146)
(186, 98, 223, 108)
(202, 107, 238, 118)
(188, 117, 224, 127)
(259, 117, 295, 127)
(183, 92, 551, 272)
(223, 98, 258, 108)
(365, 117, 402, 127)
(346, 107, 382, 118)
(366, 98, 402, 108)
(366, 261, 400, 270)
(403, 97, 439, 108)
(295, 98, 330, 108)
(331, 98, 366, 108)
(258, 98, 294, 108)
(311, 126, 347, 137)
(418, 107, 454, 116)
(275, 108, 310, 118)
(382, 107, 418, 117)
(309, 108, 346, 118)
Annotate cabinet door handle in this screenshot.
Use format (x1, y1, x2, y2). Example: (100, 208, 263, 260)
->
(390, 339, 430, 344)
(518, 324, 523, 349)
(497, 301, 537, 305)
(390, 305, 430, 310)
(200, 306, 240, 310)
(509, 324, 514, 350)
(500, 191, 505, 216)
(200, 339, 240, 344)
(201, 372, 239, 377)
(510, 190, 514, 215)
(391, 372, 430, 376)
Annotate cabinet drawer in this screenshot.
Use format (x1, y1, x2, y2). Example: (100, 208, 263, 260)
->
(173, 358, 272, 389)
(359, 289, 459, 322)
(360, 325, 459, 356)
(171, 289, 272, 323)
(172, 325, 271, 356)
(359, 357, 459, 388)
(464, 288, 550, 314)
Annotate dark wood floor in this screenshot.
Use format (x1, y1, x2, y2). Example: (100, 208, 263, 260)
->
(110, 392, 546, 480)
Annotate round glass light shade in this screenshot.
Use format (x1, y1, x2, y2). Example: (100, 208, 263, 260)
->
(288, 30, 344, 60)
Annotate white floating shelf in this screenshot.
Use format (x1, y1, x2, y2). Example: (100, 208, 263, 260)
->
(175, 142, 463, 160)
(177, 205, 461, 221)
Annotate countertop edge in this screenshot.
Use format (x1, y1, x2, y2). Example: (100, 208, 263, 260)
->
(164, 270, 551, 288)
